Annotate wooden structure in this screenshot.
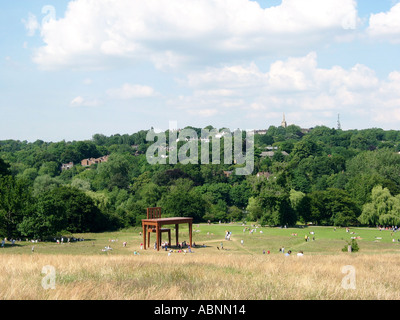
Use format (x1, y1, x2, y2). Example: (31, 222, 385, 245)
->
(146, 207, 171, 247)
(142, 208, 193, 251)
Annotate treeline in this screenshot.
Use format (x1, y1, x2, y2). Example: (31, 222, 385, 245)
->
(1, 125, 400, 239)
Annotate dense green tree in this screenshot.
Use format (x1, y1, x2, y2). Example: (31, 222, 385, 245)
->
(308, 188, 360, 226)
(152, 168, 190, 186)
(71, 178, 92, 192)
(255, 134, 274, 146)
(19, 186, 107, 239)
(32, 174, 62, 197)
(75, 141, 101, 160)
(93, 153, 134, 190)
(196, 183, 231, 205)
(229, 182, 252, 208)
(0, 158, 10, 176)
(290, 136, 322, 164)
(137, 182, 163, 207)
(246, 197, 263, 221)
(115, 197, 147, 227)
(38, 161, 60, 177)
(159, 179, 206, 221)
(203, 199, 228, 222)
(358, 186, 400, 226)
(227, 205, 243, 221)
(293, 193, 312, 224)
(19, 168, 38, 183)
(258, 189, 296, 226)
(2, 126, 400, 233)
(346, 149, 400, 187)
(289, 189, 305, 216)
(0, 176, 32, 238)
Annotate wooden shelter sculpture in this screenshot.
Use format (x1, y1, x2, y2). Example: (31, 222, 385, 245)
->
(142, 207, 193, 251)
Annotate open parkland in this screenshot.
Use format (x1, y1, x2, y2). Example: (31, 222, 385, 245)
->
(1, 222, 400, 303)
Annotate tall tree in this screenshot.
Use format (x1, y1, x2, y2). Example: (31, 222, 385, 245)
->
(358, 186, 400, 226)
(0, 158, 10, 176)
(0, 176, 32, 238)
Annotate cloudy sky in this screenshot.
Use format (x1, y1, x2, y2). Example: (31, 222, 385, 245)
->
(1, 0, 400, 142)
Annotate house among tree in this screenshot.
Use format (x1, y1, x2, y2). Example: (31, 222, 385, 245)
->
(81, 155, 109, 167)
(260, 151, 275, 157)
(61, 162, 74, 171)
(255, 130, 267, 135)
(260, 151, 289, 158)
(257, 171, 271, 178)
(223, 170, 233, 178)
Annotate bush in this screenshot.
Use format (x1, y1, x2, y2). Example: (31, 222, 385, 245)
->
(342, 239, 359, 252)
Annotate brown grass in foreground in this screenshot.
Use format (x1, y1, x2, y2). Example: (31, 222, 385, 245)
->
(1, 253, 400, 300)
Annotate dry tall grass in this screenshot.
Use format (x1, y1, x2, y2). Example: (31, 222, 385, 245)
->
(1, 252, 400, 300)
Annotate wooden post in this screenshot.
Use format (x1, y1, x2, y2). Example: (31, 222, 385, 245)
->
(143, 224, 146, 250)
(158, 224, 162, 250)
(189, 221, 193, 247)
(156, 223, 160, 251)
(175, 224, 179, 246)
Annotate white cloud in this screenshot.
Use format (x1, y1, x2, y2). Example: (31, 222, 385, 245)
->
(368, 3, 400, 43)
(106, 84, 156, 99)
(70, 96, 102, 107)
(32, 0, 359, 70)
(174, 52, 400, 127)
(267, 52, 318, 92)
(194, 89, 235, 97)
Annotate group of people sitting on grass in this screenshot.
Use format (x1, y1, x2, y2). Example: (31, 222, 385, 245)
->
(54, 237, 85, 244)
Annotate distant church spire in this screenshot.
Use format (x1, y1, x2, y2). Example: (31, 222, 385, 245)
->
(281, 113, 287, 128)
(337, 113, 341, 130)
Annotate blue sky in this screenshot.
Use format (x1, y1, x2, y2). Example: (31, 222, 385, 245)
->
(1, 0, 400, 142)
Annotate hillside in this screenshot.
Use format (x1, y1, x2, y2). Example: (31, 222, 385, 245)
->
(1, 124, 400, 239)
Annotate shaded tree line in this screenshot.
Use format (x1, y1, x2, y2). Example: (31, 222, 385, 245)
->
(1, 125, 400, 239)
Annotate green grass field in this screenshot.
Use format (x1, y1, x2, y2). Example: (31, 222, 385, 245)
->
(2, 223, 399, 256)
(2, 223, 400, 300)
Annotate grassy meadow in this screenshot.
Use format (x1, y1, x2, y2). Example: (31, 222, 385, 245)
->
(1, 223, 400, 300)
